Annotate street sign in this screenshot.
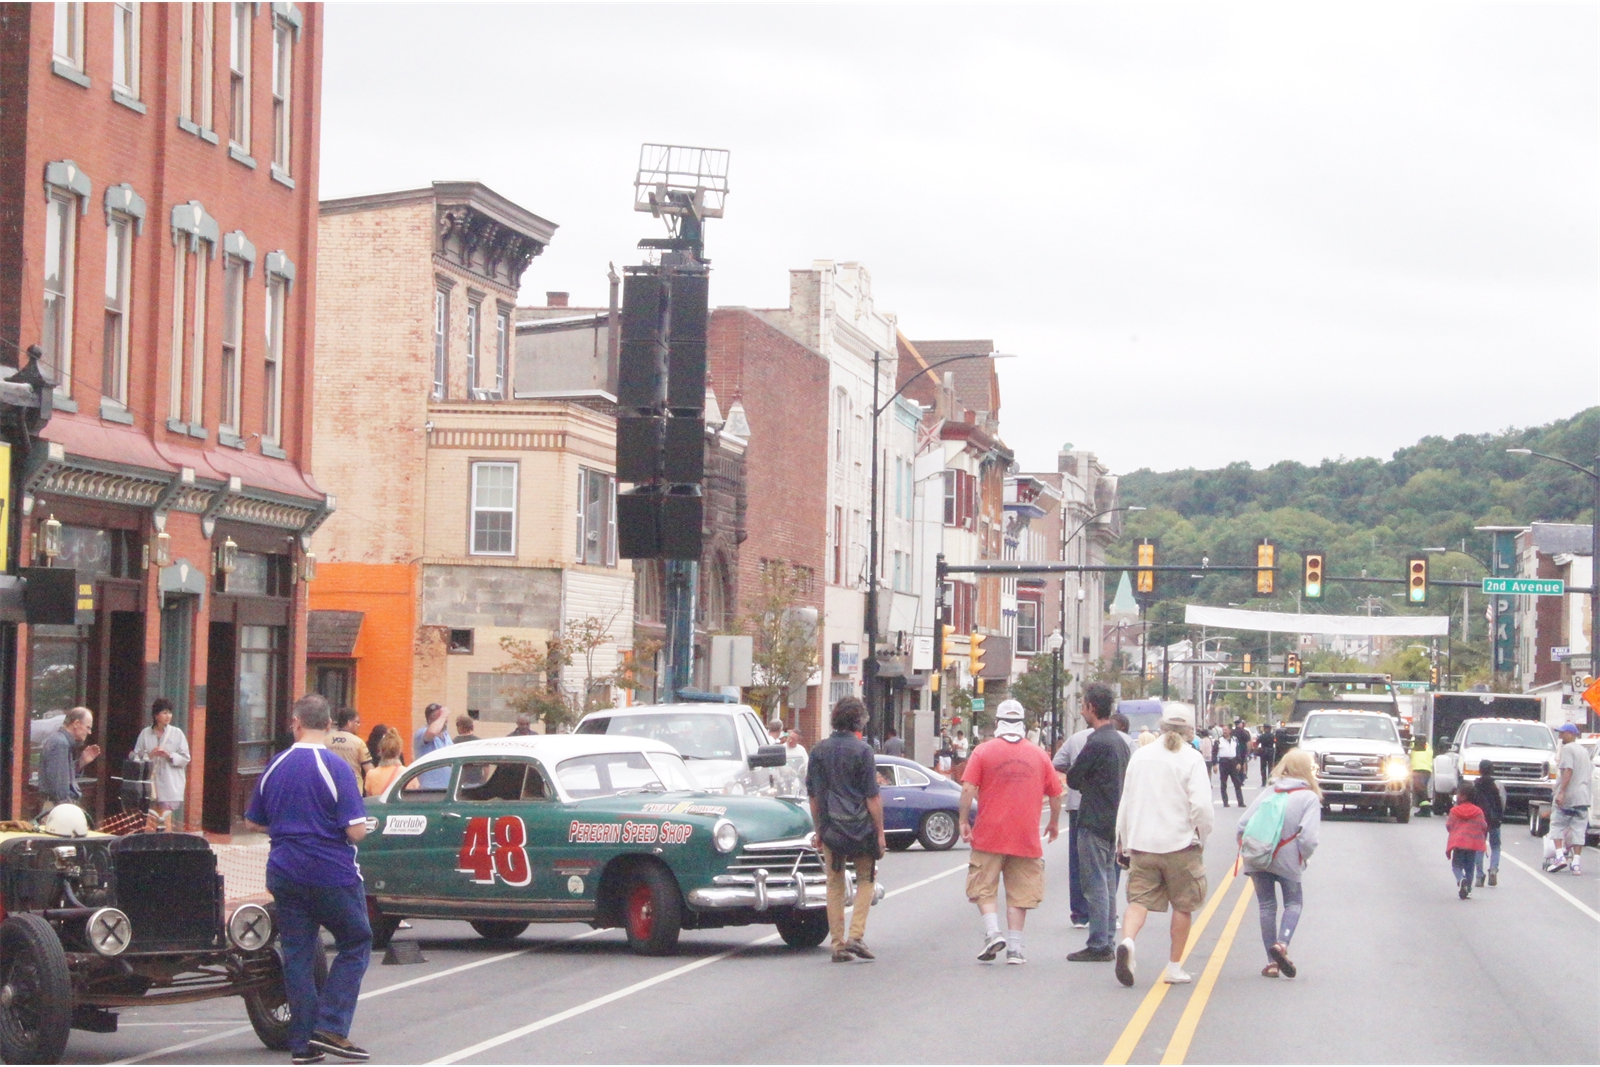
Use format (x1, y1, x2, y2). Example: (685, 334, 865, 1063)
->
(1552, 646, 1571, 661)
(970, 698, 985, 711)
(1481, 577, 1565, 596)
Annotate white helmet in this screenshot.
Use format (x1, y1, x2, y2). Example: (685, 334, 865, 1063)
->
(40, 804, 89, 838)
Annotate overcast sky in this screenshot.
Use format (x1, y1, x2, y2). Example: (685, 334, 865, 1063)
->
(320, 3, 1598, 476)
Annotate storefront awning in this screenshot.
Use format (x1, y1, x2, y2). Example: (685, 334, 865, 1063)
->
(307, 610, 363, 656)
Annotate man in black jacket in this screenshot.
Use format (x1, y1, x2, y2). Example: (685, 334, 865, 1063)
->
(1066, 684, 1131, 964)
(1254, 723, 1277, 786)
(807, 697, 886, 963)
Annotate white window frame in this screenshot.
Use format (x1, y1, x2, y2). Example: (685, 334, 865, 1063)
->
(264, 275, 286, 444)
(168, 242, 187, 420)
(188, 243, 209, 427)
(102, 212, 132, 408)
(270, 14, 292, 172)
(220, 256, 246, 434)
(229, 2, 251, 151)
(42, 191, 77, 398)
(432, 288, 448, 399)
(179, 2, 214, 130)
(112, 1, 140, 99)
(493, 307, 509, 398)
(1015, 600, 1039, 654)
(471, 461, 518, 557)
(574, 467, 617, 567)
(464, 299, 480, 396)
(53, 2, 84, 70)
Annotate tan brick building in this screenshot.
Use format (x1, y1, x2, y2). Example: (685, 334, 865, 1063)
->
(310, 183, 633, 750)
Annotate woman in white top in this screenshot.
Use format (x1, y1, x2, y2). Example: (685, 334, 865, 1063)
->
(132, 698, 190, 830)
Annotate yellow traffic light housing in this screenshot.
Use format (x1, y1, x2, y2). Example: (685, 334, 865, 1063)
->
(1406, 556, 1428, 606)
(1243, 652, 1252, 674)
(1286, 652, 1300, 676)
(942, 632, 959, 671)
(1429, 664, 1440, 687)
(1255, 540, 1276, 596)
(1135, 540, 1155, 596)
(1302, 551, 1325, 600)
(969, 632, 987, 677)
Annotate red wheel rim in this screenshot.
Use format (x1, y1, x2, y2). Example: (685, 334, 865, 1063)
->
(627, 884, 655, 940)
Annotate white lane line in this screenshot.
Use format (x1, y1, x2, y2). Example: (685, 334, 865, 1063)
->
(111, 1024, 256, 1065)
(1501, 852, 1600, 923)
(110, 928, 608, 1064)
(430, 861, 970, 1065)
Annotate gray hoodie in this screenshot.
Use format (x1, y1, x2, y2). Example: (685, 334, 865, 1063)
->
(1234, 777, 1321, 881)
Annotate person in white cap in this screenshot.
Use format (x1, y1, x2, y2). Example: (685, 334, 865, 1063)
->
(958, 699, 1063, 965)
(1112, 702, 1213, 987)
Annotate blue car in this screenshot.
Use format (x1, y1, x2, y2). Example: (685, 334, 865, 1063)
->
(875, 755, 964, 851)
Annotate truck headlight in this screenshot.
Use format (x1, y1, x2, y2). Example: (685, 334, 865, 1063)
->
(713, 819, 739, 853)
(1384, 758, 1410, 782)
(228, 903, 274, 951)
(87, 908, 132, 957)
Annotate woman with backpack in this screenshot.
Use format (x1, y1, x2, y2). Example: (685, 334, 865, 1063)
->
(1236, 748, 1322, 978)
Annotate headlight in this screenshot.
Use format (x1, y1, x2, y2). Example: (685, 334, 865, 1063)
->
(713, 819, 739, 853)
(228, 903, 274, 951)
(86, 907, 132, 957)
(1384, 758, 1410, 782)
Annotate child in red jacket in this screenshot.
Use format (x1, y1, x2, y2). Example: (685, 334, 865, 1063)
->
(1446, 783, 1489, 900)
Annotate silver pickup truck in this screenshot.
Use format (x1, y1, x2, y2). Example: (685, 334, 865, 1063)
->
(1431, 718, 1558, 812)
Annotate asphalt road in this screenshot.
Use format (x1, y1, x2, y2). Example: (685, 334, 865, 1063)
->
(69, 779, 1600, 1065)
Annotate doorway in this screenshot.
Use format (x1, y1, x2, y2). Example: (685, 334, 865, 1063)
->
(203, 622, 236, 834)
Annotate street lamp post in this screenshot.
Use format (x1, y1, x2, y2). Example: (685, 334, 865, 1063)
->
(1046, 629, 1064, 751)
(1506, 448, 1600, 698)
(865, 350, 1016, 743)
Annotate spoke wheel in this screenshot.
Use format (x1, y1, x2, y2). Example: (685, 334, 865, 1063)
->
(918, 810, 959, 851)
(0, 914, 72, 1065)
(245, 938, 328, 1052)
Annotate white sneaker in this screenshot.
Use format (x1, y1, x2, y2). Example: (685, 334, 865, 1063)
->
(1571, 858, 1582, 876)
(1114, 937, 1136, 987)
(1163, 966, 1192, 984)
(1548, 854, 1570, 873)
(978, 933, 1007, 962)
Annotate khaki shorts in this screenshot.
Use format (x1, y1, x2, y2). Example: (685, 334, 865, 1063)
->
(965, 850, 1045, 910)
(1126, 845, 1206, 913)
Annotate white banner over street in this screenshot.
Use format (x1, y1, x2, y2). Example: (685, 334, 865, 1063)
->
(1184, 604, 1451, 637)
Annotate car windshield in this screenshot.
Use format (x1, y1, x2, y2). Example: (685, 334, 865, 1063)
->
(577, 713, 741, 761)
(556, 751, 685, 799)
(1462, 723, 1555, 751)
(1302, 715, 1398, 743)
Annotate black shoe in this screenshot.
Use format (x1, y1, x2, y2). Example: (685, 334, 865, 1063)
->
(292, 1053, 326, 1065)
(845, 939, 875, 960)
(1458, 878, 1470, 900)
(1475, 873, 1485, 888)
(1067, 947, 1114, 962)
(1487, 869, 1498, 887)
(309, 1033, 370, 1062)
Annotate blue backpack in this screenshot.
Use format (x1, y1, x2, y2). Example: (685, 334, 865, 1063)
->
(1239, 787, 1303, 872)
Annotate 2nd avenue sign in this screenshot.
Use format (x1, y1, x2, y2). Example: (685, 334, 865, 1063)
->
(1481, 577, 1565, 596)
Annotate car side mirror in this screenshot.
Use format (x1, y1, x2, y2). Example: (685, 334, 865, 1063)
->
(748, 744, 787, 769)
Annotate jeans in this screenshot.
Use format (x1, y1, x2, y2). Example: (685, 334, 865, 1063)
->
(1077, 831, 1119, 952)
(1067, 810, 1089, 924)
(1258, 755, 1274, 786)
(820, 845, 875, 949)
(1474, 824, 1502, 877)
(1249, 872, 1303, 954)
(1450, 848, 1479, 885)
(1219, 760, 1245, 806)
(267, 872, 372, 1053)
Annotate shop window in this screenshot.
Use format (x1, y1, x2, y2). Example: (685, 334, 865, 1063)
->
(220, 550, 292, 596)
(313, 662, 353, 711)
(54, 526, 140, 579)
(236, 625, 283, 773)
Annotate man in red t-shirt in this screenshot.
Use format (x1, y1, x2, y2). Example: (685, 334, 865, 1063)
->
(958, 700, 1064, 965)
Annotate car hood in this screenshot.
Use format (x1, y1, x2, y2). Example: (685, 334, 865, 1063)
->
(1456, 745, 1556, 769)
(1297, 737, 1403, 756)
(576, 791, 814, 843)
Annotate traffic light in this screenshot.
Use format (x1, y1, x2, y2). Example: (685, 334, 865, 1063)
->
(1255, 540, 1276, 596)
(1406, 556, 1428, 606)
(1429, 664, 1440, 687)
(969, 632, 987, 677)
(942, 632, 959, 671)
(1242, 652, 1252, 674)
(1135, 540, 1156, 596)
(1302, 551, 1325, 600)
(1286, 652, 1300, 676)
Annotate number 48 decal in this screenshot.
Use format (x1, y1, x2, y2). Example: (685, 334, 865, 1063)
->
(456, 816, 532, 886)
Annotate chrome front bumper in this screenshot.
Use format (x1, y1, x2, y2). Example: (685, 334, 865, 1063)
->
(687, 866, 886, 912)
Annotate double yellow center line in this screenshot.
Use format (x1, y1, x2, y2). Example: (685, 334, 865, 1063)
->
(1103, 868, 1257, 1066)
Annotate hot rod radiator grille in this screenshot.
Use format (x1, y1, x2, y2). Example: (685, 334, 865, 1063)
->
(115, 848, 223, 952)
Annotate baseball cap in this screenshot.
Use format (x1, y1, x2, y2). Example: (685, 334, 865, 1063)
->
(995, 700, 1026, 742)
(1558, 723, 1580, 735)
(1161, 703, 1195, 729)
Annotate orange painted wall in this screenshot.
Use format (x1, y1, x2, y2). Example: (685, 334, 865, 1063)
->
(309, 563, 417, 758)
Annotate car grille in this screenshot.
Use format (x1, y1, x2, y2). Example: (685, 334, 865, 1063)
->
(1320, 754, 1381, 779)
(112, 833, 223, 952)
(1489, 761, 1547, 781)
(717, 843, 825, 886)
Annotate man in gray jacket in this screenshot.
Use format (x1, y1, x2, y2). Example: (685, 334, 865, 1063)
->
(39, 707, 100, 815)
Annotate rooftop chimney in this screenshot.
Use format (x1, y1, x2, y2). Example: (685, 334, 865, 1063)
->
(546, 292, 569, 308)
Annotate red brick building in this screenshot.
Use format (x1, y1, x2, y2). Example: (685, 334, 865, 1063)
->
(0, 2, 326, 831)
(706, 307, 829, 738)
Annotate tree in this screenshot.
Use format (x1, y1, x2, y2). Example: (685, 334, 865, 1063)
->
(1009, 653, 1067, 730)
(495, 632, 574, 731)
(737, 562, 819, 721)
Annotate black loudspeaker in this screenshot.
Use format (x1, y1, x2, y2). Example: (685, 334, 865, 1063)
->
(618, 274, 665, 408)
(616, 415, 663, 483)
(662, 417, 705, 483)
(21, 567, 84, 625)
(618, 487, 662, 559)
(667, 273, 707, 410)
(661, 487, 703, 561)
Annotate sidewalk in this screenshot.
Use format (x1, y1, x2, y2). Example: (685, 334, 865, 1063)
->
(211, 833, 271, 906)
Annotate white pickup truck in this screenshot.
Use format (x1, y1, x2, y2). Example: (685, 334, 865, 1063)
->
(1295, 709, 1413, 823)
(1431, 718, 1559, 813)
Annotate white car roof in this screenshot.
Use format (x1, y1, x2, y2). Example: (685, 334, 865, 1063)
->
(1460, 718, 1553, 725)
(408, 733, 680, 770)
(1303, 708, 1391, 717)
(579, 704, 759, 720)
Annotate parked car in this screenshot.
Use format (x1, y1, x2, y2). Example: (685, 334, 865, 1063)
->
(875, 755, 962, 851)
(1293, 709, 1413, 822)
(361, 735, 879, 956)
(575, 704, 797, 796)
(0, 819, 299, 1065)
(1431, 718, 1559, 813)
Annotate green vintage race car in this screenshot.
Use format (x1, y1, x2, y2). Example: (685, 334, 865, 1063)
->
(360, 735, 879, 955)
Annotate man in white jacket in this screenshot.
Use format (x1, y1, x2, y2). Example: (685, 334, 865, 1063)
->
(1113, 703, 1213, 987)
